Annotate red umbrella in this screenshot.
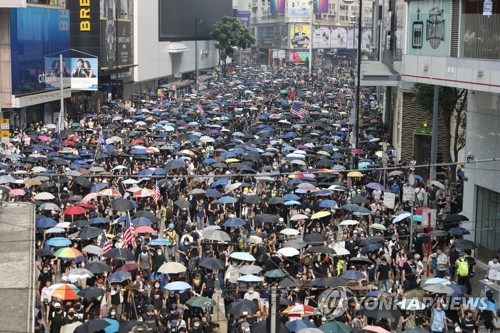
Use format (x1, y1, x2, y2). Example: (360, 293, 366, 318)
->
(77, 203, 97, 210)
(135, 225, 155, 234)
(64, 206, 87, 215)
(116, 263, 139, 272)
(9, 189, 26, 196)
(63, 140, 76, 146)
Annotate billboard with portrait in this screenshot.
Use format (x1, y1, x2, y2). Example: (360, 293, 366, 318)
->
(69, 58, 98, 90)
(158, 0, 233, 41)
(43, 56, 71, 90)
(289, 24, 311, 49)
(313, 26, 331, 48)
(10, 7, 70, 95)
(100, 0, 133, 70)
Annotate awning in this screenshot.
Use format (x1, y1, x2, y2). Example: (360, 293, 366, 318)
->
(360, 61, 400, 86)
(169, 42, 189, 54)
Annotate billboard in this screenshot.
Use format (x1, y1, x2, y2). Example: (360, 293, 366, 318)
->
(236, 10, 251, 27)
(289, 24, 311, 49)
(159, 0, 233, 41)
(309, 26, 372, 50)
(67, 0, 100, 61)
(270, 0, 286, 14)
(70, 58, 98, 90)
(406, 0, 451, 57)
(289, 51, 309, 63)
(10, 7, 70, 95)
(314, 0, 329, 13)
(100, 0, 133, 70)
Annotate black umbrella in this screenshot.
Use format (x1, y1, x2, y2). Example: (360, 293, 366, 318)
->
(164, 159, 186, 170)
(251, 320, 289, 333)
(351, 195, 369, 205)
(360, 306, 402, 320)
(78, 226, 103, 240)
(135, 210, 159, 223)
(254, 214, 280, 224)
(227, 299, 260, 316)
(85, 261, 111, 274)
(303, 233, 327, 243)
(75, 176, 92, 188)
(306, 245, 335, 254)
(268, 197, 284, 205)
(71, 220, 91, 228)
(311, 277, 347, 288)
(118, 321, 138, 333)
(444, 214, 469, 222)
(348, 257, 373, 265)
(104, 248, 136, 261)
(358, 236, 385, 246)
(453, 239, 477, 250)
(36, 248, 55, 258)
(174, 199, 191, 209)
(199, 257, 225, 270)
(279, 277, 304, 288)
(75, 319, 111, 333)
(243, 195, 261, 205)
(79, 286, 106, 300)
(111, 198, 135, 212)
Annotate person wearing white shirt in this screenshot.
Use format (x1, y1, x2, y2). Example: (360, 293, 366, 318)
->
(487, 255, 500, 282)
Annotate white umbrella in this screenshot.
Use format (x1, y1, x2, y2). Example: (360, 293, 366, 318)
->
(61, 322, 82, 333)
(370, 223, 387, 231)
(55, 222, 72, 228)
(65, 268, 94, 282)
(158, 262, 187, 274)
(82, 245, 104, 256)
(32, 166, 47, 173)
(393, 212, 412, 223)
(239, 265, 263, 275)
(431, 180, 445, 189)
(225, 182, 242, 193)
(333, 247, 350, 256)
(238, 274, 262, 283)
(339, 220, 359, 226)
(248, 235, 263, 244)
(277, 247, 300, 257)
(34, 192, 56, 200)
(290, 214, 309, 221)
(280, 228, 301, 236)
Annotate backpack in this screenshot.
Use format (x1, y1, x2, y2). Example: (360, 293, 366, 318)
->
(457, 258, 469, 277)
(205, 275, 215, 291)
(390, 184, 400, 194)
(188, 256, 200, 272)
(431, 255, 437, 269)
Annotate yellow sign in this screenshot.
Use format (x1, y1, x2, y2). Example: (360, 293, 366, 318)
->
(0, 119, 9, 130)
(290, 24, 311, 49)
(80, 0, 91, 31)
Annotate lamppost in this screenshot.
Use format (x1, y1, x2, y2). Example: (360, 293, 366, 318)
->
(308, 1, 314, 77)
(194, 17, 203, 90)
(352, 0, 362, 169)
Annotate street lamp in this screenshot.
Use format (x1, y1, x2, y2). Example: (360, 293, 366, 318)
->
(352, 0, 362, 169)
(194, 17, 203, 90)
(308, 1, 314, 77)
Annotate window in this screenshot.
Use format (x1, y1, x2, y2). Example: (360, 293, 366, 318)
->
(340, 5, 348, 10)
(340, 15, 350, 21)
(475, 186, 500, 262)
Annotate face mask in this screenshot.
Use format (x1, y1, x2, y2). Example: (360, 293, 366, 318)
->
(68, 312, 75, 316)
(116, 286, 121, 291)
(110, 312, 116, 316)
(71, 265, 76, 268)
(232, 263, 237, 266)
(157, 251, 162, 254)
(248, 290, 254, 294)
(43, 269, 48, 273)
(155, 284, 160, 288)
(56, 308, 62, 312)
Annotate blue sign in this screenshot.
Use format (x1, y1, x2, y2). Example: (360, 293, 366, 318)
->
(10, 7, 70, 95)
(236, 11, 251, 27)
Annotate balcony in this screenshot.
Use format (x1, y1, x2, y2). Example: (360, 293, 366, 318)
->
(460, 14, 500, 60)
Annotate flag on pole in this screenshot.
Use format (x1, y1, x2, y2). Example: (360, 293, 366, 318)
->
(122, 217, 136, 249)
(53, 112, 62, 148)
(290, 102, 309, 119)
(152, 180, 161, 202)
(99, 230, 112, 253)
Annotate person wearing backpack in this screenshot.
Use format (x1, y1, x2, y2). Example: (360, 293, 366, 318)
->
(456, 252, 472, 295)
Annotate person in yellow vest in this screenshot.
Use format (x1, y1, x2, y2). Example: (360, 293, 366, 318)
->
(164, 223, 177, 260)
(336, 257, 346, 276)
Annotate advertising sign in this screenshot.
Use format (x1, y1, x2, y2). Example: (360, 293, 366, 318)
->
(407, 0, 451, 57)
(1, 119, 10, 144)
(314, 0, 329, 13)
(43, 56, 71, 89)
(10, 7, 70, 95)
(70, 58, 98, 90)
(270, 0, 286, 14)
(101, 0, 133, 70)
(67, 0, 100, 62)
(313, 26, 332, 48)
(403, 187, 415, 203)
(289, 51, 309, 63)
(236, 11, 251, 27)
(290, 24, 311, 49)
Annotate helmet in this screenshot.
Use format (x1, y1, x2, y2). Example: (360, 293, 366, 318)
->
(168, 223, 175, 229)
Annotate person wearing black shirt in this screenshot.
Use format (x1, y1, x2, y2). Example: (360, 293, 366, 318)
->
(460, 309, 478, 333)
(375, 257, 393, 291)
(401, 253, 417, 291)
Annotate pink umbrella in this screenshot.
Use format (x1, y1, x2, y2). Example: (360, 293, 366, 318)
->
(363, 325, 391, 333)
(81, 193, 98, 203)
(38, 135, 51, 142)
(9, 189, 26, 196)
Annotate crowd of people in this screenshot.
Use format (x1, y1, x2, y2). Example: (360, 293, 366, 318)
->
(0, 60, 485, 333)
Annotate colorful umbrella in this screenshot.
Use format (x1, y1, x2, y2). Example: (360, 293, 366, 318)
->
(48, 283, 80, 300)
(54, 247, 85, 259)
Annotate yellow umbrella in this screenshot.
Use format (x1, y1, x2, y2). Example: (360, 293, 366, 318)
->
(311, 211, 331, 219)
(375, 151, 383, 157)
(347, 171, 363, 177)
(225, 158, 240, 163)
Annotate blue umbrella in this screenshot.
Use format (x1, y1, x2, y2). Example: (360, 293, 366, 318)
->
(103, 318, 120, 333)
(224, 217, 246, 227)
(341, 270, 366, 280)
(319, 200, 337, 208)
(202, 158, 217, 165)
(366, 182, 385, 191)
(45, 237, 72, 248)
(283, 193, 300, 201)
(284, 200, 302, 206)
(414, 175, 423, 181)
(153, 168, 167, 175)
(412, 215, 423, 222)
(91, 183, 109, 193)
(314, 189, 332, 197)
(218, 196, 238, 205)
(138, 169, 155, 176)
(89, 217, 110, 224)
(108, 271, 131, 283)
(130, 148, 148, 155)
(361, 243, 383, 253)
(165, 281, 191, 291)
(36, 217, 58, 229)
(448, 227, 470, 236)
(148, 238, 171, 246)
(210, 178, 229, 187)
(113, 216, 130, 224)
(286, 319, 315, 332)
(132, 217, 152, 226)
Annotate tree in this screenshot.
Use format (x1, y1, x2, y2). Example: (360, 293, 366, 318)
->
(412, 84, 467, 176)
(210, 16, 255, 77)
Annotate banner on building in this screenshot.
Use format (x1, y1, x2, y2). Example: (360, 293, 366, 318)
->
(1, 119, 10, 143)
(67, 0, 100, 62)
(69, 57, 98, 90)
(314, 0, 329, 13)
(270, 0, 286, 14)
(289, 24, 311, 49)
(236, 11, 251, 27)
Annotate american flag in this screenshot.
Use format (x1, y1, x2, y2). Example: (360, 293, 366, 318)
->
(122, 217, 136, 249)
(152, 181, 161, 202)
(99, 230, 112, 253)
(291, 102, 309, 119)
